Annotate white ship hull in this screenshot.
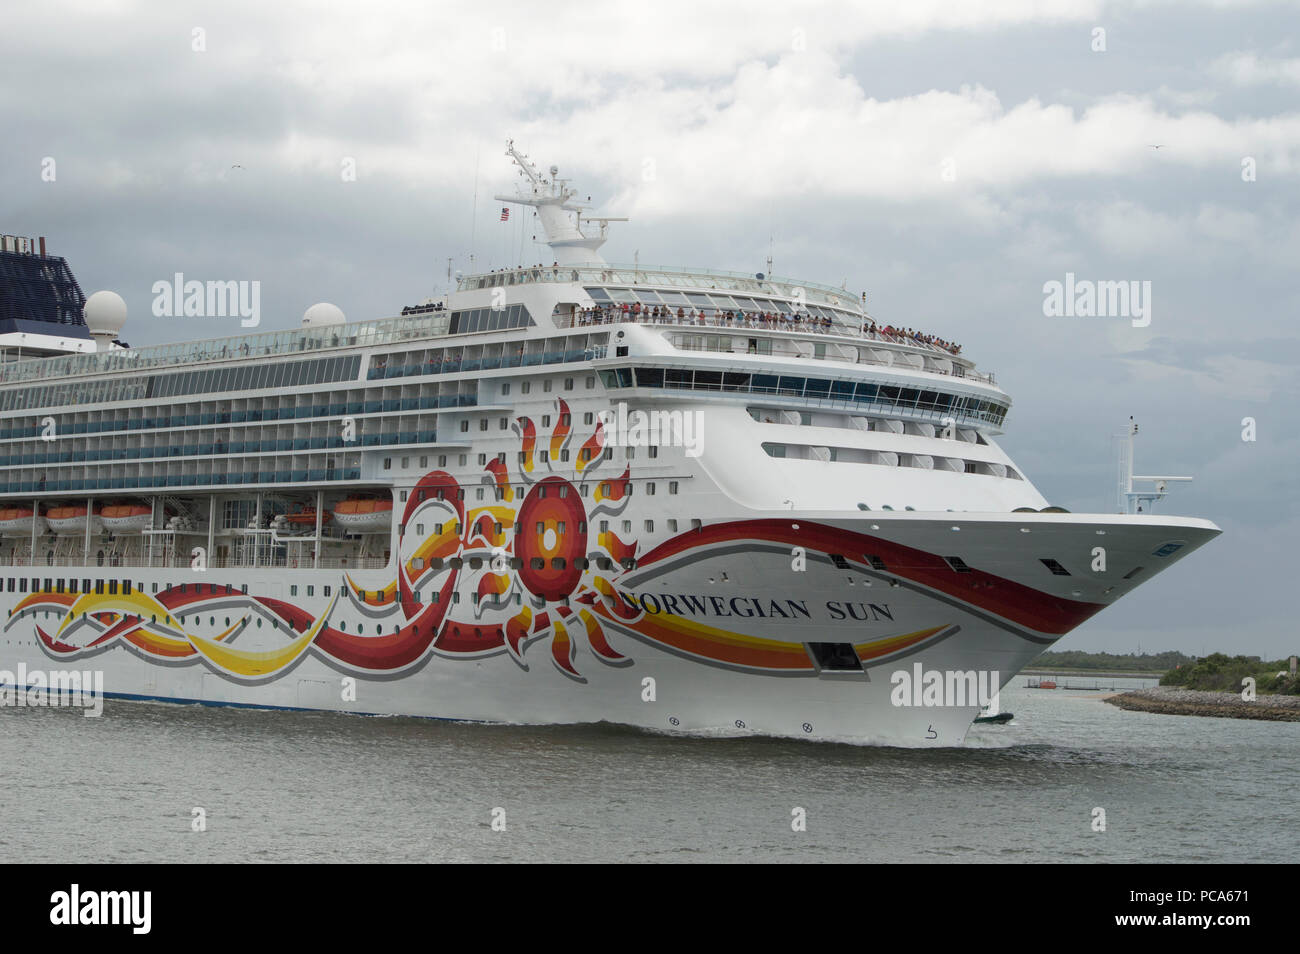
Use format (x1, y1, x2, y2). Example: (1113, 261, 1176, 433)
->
(1, 510, 1216, 746)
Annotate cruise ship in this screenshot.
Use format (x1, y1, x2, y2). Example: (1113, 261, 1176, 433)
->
(0, 143, 1219, 745)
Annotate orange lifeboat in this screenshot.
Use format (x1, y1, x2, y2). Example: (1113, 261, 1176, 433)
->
(0, 505, 46, 537)
(46, 504, 103, 535)
(332, 498, 393, 533)
(100, 503, 153, 533)
(285, 506, 330, 527)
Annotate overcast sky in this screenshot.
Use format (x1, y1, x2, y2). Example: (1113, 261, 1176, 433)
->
(3, 0, 1297, 656)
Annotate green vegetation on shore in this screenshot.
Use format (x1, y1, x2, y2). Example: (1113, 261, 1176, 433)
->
(1029, 649, 1194, 673)
(1160, 653, 1299, 695)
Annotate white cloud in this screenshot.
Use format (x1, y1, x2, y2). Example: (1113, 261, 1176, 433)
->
(1076, 200, 1183, 255)
(1210, 51, 1300, 87)
(1121, 353, 1295, 402)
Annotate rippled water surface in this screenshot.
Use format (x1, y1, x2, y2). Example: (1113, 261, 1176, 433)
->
(2, 680, 1294, 863)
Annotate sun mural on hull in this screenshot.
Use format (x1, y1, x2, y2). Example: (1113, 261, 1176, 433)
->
(4, 400, 1102, 686)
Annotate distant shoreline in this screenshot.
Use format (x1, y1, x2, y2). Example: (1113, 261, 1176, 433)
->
(1105, 686, 1300, 722)
(1021, 668, 1161, 679)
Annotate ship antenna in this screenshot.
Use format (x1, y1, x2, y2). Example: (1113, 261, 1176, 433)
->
(494, 140, 625, 266)
(1116, 417, 1194, 513)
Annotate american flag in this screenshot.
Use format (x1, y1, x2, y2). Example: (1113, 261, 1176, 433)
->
(500, 207, 510, 221)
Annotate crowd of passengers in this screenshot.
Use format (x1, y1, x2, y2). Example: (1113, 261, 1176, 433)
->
(870, 323, 961, 355)
(399, 302, 446, 316)
(577, 302, 834, 332)
(575, 302, 961, 355)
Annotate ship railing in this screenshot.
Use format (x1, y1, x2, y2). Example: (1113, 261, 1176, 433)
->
(458, 261, 859, 305)
(0, 555, 389, 570)
(562, 313, 992, 384)
(563, 311, 970, 360)
(665, 340, 992, 382)
(0, 309, 454, 385)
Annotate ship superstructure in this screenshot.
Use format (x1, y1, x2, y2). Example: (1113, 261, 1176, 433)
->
(0, 146, 1219, 745)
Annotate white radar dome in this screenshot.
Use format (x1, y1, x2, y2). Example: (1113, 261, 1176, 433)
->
(84, 290, 127, 337)
(302, 302, 346, 328)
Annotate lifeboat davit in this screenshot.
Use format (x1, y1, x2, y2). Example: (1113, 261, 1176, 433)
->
(332, 498, 393, 533)
(46, 504, 104, 536)
(0, 506, 47, 537)
(100, 503, 153, 533)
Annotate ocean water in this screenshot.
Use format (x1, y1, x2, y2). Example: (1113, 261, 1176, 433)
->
(2, 679, 1294, 863)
